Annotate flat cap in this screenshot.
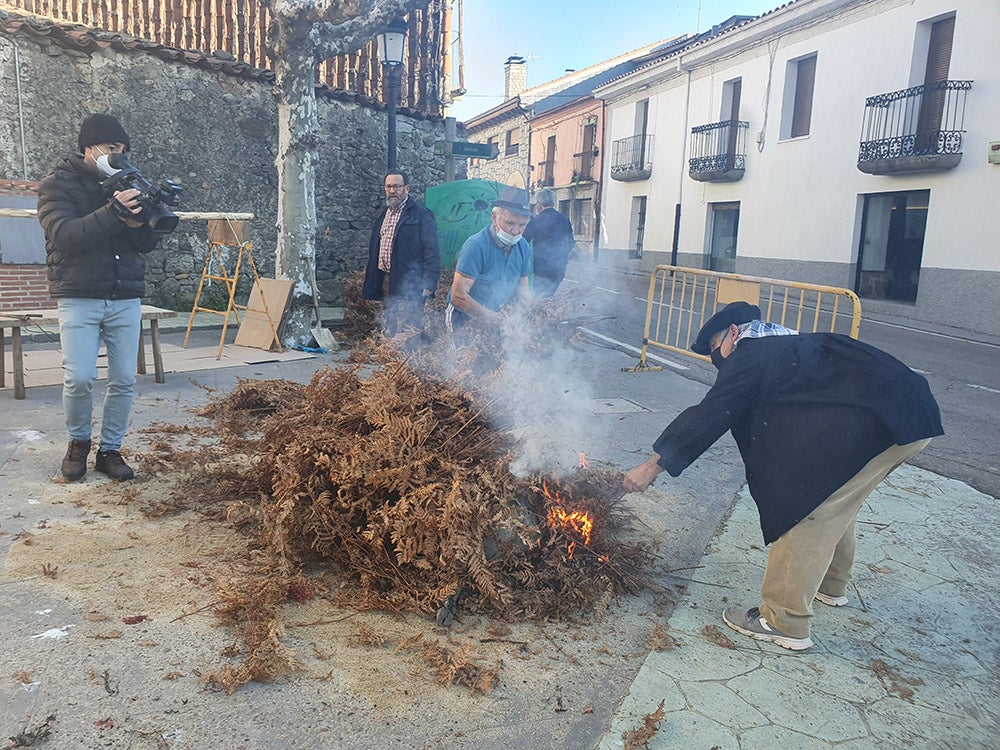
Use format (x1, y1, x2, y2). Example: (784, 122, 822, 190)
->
(691, 301, 761, 355)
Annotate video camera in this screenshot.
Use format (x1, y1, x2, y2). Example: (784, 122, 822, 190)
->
(99, 153, 183, 234)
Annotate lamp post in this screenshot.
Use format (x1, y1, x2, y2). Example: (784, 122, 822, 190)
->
(377, 18, 408, 172)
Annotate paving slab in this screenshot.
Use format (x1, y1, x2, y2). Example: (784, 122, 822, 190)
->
(599, 465, 1000, 750)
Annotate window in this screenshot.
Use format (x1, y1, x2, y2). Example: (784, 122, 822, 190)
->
(721, 78, 743, 168)
(539, 135, 556, 185)
(579, 122, 597, 179)
(572, 198, 592, 237)
(505, 128, 520, 156)
(721, 77, 742, 122)
(856, 190, 929, 303)
(916, 15, 955, 150)
(781, 54, 817, 139)
(629, 196, 647, 259)
(708, 202, 740, 273)
(634, 99, 649, 138)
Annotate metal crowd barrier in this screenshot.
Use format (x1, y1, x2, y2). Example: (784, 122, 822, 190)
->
(630, 265, 862, 370)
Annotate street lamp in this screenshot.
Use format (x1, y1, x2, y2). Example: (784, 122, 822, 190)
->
(377, 17, 408, 171)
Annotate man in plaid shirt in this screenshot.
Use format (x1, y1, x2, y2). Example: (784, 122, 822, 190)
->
(362, 171, 440, 342)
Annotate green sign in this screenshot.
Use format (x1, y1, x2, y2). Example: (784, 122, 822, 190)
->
(450, 141, 500, 159)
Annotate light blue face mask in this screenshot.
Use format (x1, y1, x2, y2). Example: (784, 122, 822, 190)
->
(494, 226, 522, 246)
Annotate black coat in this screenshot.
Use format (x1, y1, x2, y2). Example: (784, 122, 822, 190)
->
(362, 199, 441, 301)
(523, 207, 574, 282)
(37, 154, 158, 300)
(652, 333, 943, 544)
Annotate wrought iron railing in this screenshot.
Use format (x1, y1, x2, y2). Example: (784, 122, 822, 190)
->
(610, 134, 653, 181)
(858, 80, 972, 169)
(688, 120, 748, 178)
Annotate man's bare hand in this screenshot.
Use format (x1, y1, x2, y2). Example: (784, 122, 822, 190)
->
(623, 455, 664, 493)
(113, 188, 143, 226)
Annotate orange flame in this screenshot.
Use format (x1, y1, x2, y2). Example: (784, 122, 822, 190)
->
(578, 452, 589, 470)
(542, 477, 595, 559)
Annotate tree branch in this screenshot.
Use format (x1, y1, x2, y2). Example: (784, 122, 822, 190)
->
(312, 0, 423, 61)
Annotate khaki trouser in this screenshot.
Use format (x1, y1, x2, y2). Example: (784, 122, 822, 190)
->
(759, 438, 932, 638)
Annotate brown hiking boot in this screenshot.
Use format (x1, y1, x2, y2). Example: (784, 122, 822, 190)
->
(95, 449, 135, 481)
(61, 439, 91, 481)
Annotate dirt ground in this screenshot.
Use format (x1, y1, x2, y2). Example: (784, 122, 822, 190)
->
(4, 460, 686, 749)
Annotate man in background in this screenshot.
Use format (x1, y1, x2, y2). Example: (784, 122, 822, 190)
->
(37, 113, 160, 482)
(523, 188, 574, 298)
(362, 170, 441, 341)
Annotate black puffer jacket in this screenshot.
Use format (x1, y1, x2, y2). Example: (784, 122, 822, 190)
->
(37, 154, 159, 300)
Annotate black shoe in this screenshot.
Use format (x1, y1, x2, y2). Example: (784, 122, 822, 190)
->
(61, 439, 92, 481)
(95, 449, 135, 481)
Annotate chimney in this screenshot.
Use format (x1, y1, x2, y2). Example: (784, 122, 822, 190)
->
(504, 55, 527, 99)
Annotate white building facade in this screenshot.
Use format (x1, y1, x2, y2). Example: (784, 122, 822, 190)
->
(595, 0, 999, 334)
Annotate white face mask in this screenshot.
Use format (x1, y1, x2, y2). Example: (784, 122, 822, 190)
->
(494, 226, 522, 246)
(94, 151, 121, 177)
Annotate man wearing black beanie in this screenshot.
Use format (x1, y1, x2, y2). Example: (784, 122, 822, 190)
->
(36, 113, 160, 482)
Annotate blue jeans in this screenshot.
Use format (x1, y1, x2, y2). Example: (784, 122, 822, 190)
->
(57, 298, 141, 452)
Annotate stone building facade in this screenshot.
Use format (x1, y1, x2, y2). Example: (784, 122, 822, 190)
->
(0, 9, 451, 308)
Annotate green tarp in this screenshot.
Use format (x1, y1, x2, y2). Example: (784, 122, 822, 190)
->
(425, 179, 506, 269)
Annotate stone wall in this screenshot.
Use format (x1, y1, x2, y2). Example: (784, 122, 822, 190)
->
(0, 24, 451, 308)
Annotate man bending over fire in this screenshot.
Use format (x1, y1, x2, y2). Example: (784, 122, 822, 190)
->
(623, 301, 942, 651)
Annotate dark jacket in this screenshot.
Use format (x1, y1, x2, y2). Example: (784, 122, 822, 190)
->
(37, 154, 158, 300)
(523, 207, 574, 283)
(652, 333, 943, 544)
(362, 199, 441, 301)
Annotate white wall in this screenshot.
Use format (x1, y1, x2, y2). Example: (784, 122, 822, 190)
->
(598, 0, 1000, 277)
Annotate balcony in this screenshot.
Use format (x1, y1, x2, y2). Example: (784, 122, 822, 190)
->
(688, 120, 748, 182)
(572, 150, 598, 183)
(536, 160, 554, 187)
(610, 134, 653, 181)
(858, 80, 972, 175)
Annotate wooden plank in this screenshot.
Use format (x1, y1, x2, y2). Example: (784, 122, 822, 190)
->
(233, 278, 292, 351)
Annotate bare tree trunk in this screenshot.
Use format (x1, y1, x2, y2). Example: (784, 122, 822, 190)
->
(273, 18, 320, 343)
(269, 0, 425, 344)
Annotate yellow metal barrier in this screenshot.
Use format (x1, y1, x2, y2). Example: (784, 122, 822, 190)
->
(629, 266, 862, 371)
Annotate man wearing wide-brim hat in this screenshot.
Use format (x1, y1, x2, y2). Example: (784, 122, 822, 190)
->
(623, 301, 943, 651)
(446, 185, 534, 330)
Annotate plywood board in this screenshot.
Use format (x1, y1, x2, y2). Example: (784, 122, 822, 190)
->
(716, 277, 761, 306)
(233, 278, 293, 351)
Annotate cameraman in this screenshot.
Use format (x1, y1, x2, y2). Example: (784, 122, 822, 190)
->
(37, 113, 161, 482)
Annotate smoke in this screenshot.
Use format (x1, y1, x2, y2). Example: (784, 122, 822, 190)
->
(409, 277, 624, 479)
(497, 304, 596, 477)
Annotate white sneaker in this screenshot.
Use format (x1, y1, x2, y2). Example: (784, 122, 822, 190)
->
(722, 606, 813, 651)
(815, 591, 849, 607)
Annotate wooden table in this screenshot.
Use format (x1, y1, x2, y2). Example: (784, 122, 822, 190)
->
(0, 305, 178, 399)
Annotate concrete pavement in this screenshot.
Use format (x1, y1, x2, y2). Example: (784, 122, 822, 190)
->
(1, 313, 996, 749)
(598, 465, 998, 749)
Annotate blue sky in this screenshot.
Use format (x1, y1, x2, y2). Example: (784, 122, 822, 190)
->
(449, 0, 786, 121)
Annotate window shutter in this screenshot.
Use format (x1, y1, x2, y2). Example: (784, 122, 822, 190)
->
(924, 16, 954, 85)
(791, 56, 816, 138)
